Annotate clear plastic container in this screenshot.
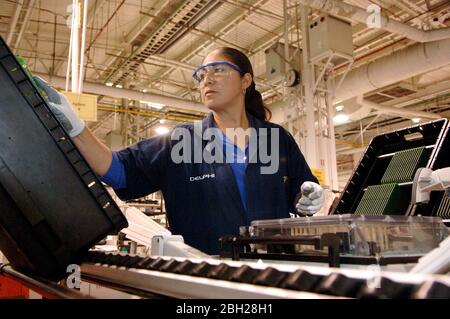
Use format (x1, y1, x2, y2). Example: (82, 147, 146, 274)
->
(249, 215, 449, 257)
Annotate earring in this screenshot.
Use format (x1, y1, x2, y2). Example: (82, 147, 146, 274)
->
(243, 88, 247, 94)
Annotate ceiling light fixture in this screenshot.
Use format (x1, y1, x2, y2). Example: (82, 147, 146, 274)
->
(155, 126, 169, 135)
(140, 101, 165, 109)
(333, 105, 349, 124)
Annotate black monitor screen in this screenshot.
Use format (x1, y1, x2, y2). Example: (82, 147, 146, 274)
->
(0, 36, 127, 280)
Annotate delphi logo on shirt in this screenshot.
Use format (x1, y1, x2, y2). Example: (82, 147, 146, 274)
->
(189, 173, 216, 182)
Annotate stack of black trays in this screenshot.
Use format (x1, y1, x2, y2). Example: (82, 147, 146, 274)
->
(0, 35, 128, 281)
(331, 118, 450, 218)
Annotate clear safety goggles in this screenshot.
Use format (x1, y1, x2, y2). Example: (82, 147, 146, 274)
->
(192, 61, 243, 87)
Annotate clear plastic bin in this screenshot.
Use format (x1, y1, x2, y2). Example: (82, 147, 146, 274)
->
(249, 215, 449, 257)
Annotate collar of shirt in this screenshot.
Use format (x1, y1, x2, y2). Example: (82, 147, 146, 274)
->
(221, 132, 249, 164)
(196, 112, 270, 164)
(200, 112, 263, 133)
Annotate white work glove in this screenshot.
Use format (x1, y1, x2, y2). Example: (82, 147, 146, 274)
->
(33, 76, 85, 137)
(296, 181, 324, 216)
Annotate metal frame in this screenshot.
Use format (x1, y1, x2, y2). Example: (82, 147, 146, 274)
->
(0, 264, 91, 299)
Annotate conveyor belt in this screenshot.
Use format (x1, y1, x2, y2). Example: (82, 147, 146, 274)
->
(81, 251, 450, 299)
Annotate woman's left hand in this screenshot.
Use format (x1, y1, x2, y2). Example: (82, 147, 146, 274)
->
(296, 181, 324, 216)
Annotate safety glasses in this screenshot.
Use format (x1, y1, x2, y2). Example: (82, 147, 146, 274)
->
(192, 61, 243, 87)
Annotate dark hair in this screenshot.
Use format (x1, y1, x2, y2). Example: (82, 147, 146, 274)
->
(213, 47, 271, 121)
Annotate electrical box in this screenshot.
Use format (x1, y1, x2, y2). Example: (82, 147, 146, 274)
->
(264, 43, 301, 84)
(309, 15, 353, 66)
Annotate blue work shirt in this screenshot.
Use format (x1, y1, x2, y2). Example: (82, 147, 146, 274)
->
(111, 113, 318, 255)
(220, 132, 249, 210)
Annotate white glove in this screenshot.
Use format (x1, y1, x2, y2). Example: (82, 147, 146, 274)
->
(33, 76, 85, 137)
(296, 181, 324, 216)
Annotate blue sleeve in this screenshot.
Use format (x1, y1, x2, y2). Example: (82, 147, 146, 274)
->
(113, 134, 172, 201)
(100, 152, 127, 189)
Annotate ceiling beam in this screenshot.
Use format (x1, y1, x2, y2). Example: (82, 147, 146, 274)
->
(14, 0, 36, 51)
(159, 0, 270, 80)
(6, 0, 24, 45)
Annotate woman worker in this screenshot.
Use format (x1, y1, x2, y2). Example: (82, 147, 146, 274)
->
(34, 47, 324, 255)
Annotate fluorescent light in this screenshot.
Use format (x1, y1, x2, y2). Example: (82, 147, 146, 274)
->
(334, 104, 349, 124)
(159, 119, 166, 124)
(115, 84, 123, 88)
(155, 126, 169, 135)
(140, 101, 165, 109)
(333, 112, 349, 124)
(105, 82, 113, 87)
(412, 118, 421, 123)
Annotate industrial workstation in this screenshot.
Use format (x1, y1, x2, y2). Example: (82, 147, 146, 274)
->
(0, 0, 450, 300)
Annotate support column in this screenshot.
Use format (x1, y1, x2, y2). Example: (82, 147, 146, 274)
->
(299, 5, 318, 167)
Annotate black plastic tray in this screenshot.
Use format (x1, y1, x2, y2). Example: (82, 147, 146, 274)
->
(0, 36, 127, 281)
(331, 119, 450, 217)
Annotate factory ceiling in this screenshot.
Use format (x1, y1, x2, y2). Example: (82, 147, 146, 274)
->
(1, 0, 449, 159)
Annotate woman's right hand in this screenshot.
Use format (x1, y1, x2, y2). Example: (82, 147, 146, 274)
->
(33, 76, 85, 137)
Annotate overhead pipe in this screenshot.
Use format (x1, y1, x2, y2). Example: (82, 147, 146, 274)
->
(268, 1, 450, 124)
(297, 0, 450, 43)
(36, 73, 209, 113)
(360, 98, 442, 120)
(66, 0, 76, 91)
(97, 105, 204, 123)
(51, 0, 107, 78)
(268, 38, 449, 124)
(78, 0, 89, 93)
(70, 0, 80, 93)
(336, 38, 450, 102)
